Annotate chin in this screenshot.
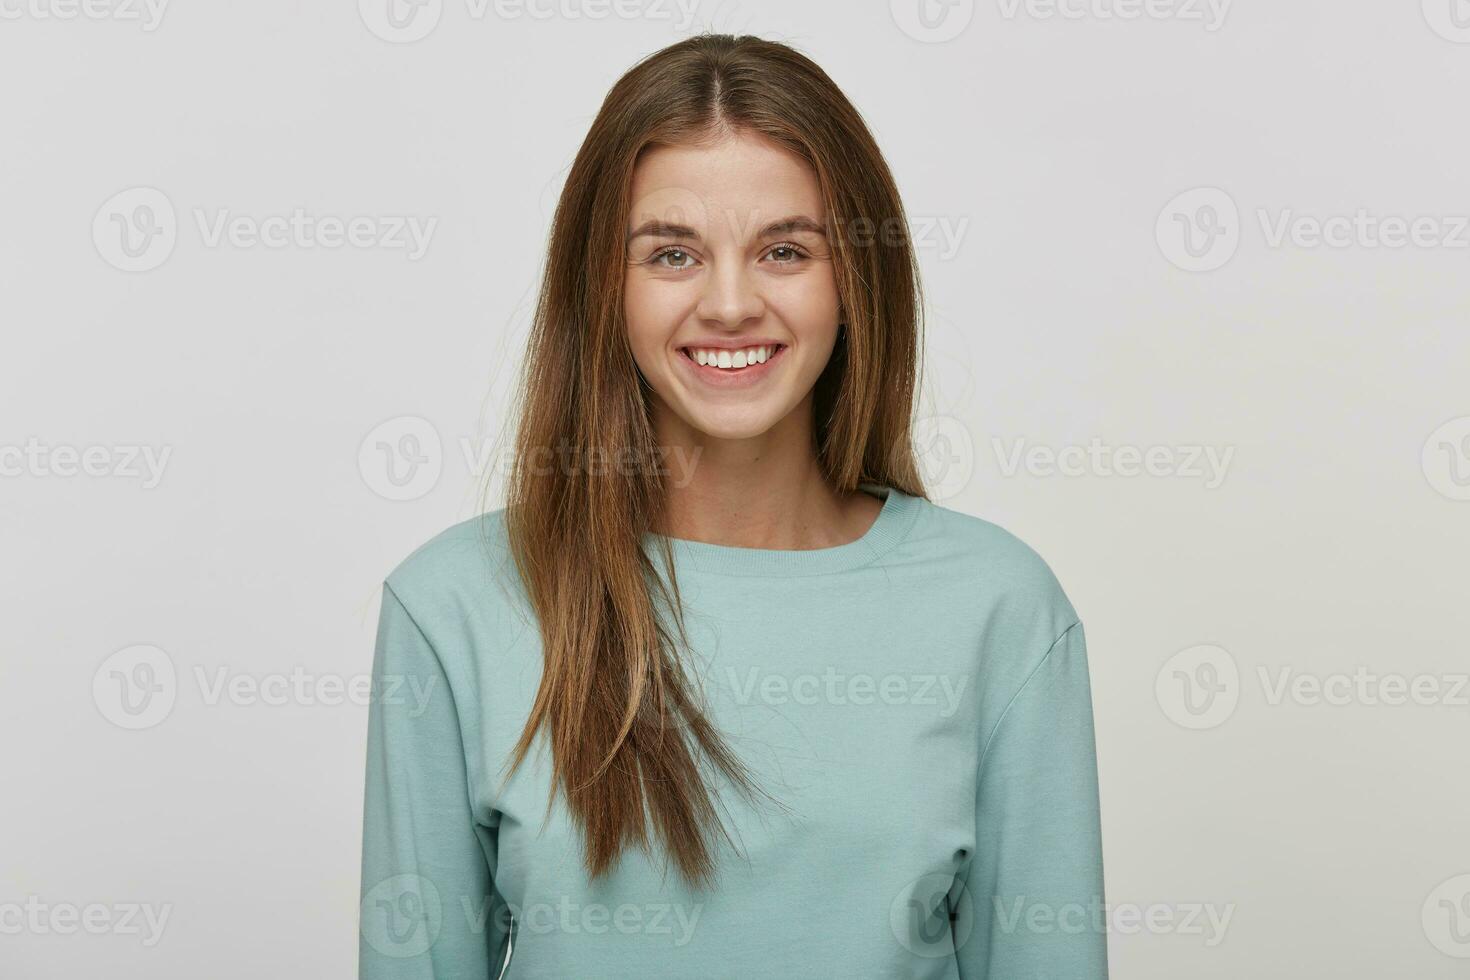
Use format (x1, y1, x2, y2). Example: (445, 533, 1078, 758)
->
(680, 405, 783, 442)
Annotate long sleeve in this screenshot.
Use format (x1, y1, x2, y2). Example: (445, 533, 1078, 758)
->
(359, 583, 511, 979)
(952, 620, 1109, 979)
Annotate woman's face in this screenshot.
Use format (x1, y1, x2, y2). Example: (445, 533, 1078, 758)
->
(623, 130, 841, 443)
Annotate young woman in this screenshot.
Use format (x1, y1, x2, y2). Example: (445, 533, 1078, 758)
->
(360, 33, 1107, 980)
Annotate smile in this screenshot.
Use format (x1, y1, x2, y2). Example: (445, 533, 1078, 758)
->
(681, 343, 785, 369)
(676, 343, 788, 386)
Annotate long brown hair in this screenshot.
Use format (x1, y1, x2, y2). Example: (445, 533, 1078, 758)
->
(499, 33, 928, 890)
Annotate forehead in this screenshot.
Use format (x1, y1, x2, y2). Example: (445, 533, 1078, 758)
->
(626, 131, 824, 236)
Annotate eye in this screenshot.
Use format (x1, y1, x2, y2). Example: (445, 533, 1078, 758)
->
(765, 242, 809, 264)
(650, 246, 698, 269)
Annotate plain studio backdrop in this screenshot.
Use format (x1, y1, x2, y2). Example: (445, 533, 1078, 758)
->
(3, 1, 1468, 977)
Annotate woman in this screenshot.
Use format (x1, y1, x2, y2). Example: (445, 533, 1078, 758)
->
(360, 33, 1107, 979)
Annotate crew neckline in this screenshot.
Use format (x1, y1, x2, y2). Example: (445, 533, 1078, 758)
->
(640, 481, 922, 577)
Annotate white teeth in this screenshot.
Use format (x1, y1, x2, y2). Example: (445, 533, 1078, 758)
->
(687, 345, 778, 370)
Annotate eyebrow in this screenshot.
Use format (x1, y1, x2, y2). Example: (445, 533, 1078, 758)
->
(625, 214, 828, 244)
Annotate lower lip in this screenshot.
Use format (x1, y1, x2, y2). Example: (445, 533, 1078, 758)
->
(675, 345, 787, 388)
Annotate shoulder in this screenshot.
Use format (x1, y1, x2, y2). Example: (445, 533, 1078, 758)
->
(899, 494, 1090, 719)
(908, 494, 1077, 614)
(380, 507, 528, 636)
(899, 492, 1080, 642)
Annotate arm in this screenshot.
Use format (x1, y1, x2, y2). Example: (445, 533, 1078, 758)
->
(952, 621, 1109, 979)
(359, 583, 511, 979)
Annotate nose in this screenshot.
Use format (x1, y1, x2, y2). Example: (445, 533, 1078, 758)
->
(694, 257, 765, 330)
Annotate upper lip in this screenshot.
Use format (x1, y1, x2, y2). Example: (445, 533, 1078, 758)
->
(676, 338, 787, 350)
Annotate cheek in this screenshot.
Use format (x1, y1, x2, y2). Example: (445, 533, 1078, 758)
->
(624, 275, 686, 355)
(771, 270, 841, 339)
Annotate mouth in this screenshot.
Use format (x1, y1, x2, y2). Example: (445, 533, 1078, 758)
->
(675, 342, 788, 387)
(679, 342, 785, 368)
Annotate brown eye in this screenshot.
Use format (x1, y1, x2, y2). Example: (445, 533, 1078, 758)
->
(766, 243, 807, 264)
(652, 247, 695, 269)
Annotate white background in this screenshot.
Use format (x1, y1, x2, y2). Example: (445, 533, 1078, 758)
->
(3, 0, 1469, 977)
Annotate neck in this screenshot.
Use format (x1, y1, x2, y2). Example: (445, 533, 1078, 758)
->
(649, 399, 867, 551)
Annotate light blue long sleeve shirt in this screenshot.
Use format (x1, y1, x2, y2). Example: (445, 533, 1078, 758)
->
(359, 483, 1108, 978)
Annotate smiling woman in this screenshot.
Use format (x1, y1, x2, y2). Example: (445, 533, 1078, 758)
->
(624, 135, 841, 415)
(359, 32, 1107, 980)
